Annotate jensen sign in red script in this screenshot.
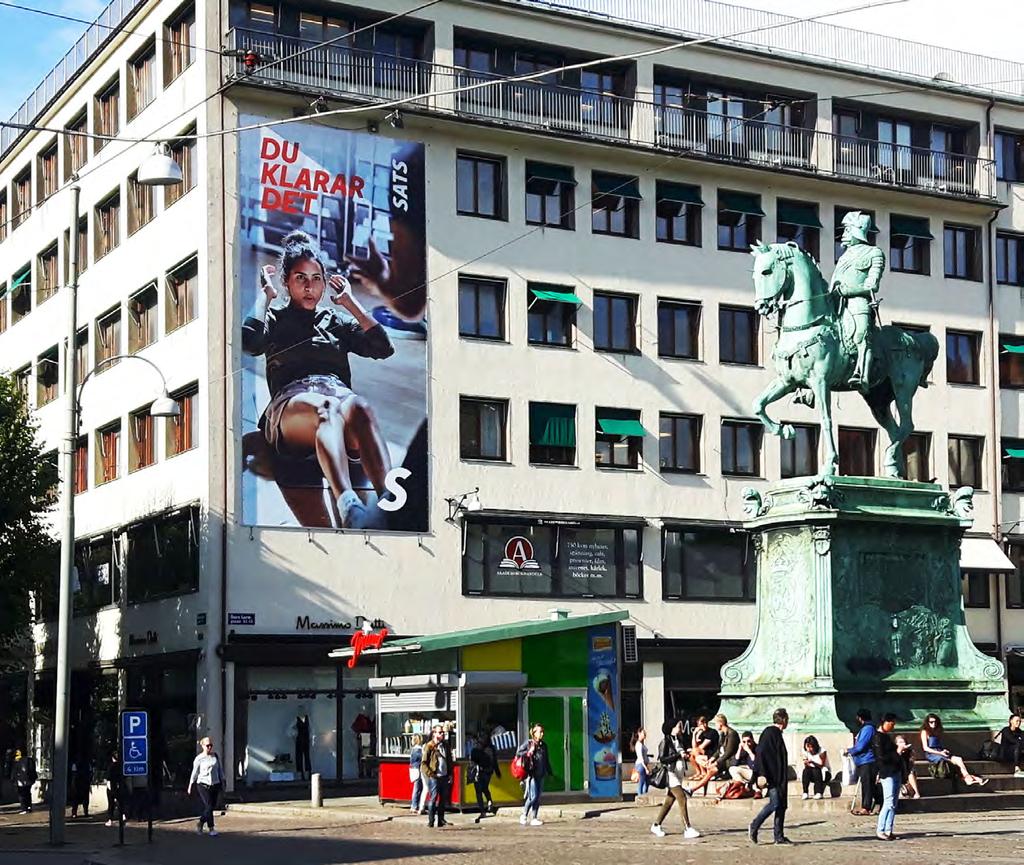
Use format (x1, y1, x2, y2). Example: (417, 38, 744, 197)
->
(348, 628, 389, 668)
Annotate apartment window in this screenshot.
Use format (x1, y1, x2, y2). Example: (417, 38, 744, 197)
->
(127, 172, 154, 234)
(949, 435, 983, 489)
(839, 426, 875, 476)
(1001, 334, 1024, 388)
(127, 40, 156, 120)
(721, 420, 761, 477)
(946, 330, 980, 385)
(36, 243, 59, 304)
(63, 216, 88, 281)
(529, 402, 575, 465)
(527, 284, 577, 347)
(94, 77, 119, 153)
(95, 190, 121, 259)
(717, 191, 763, 252)
(14, 365, 30, 401)
(462, 520, 641, 599)
(459, 397, 507, 461)
(780, 423, 819, 478)
(593, 292, 637, 353)
(890, 216, 932, 275)
(656, 180, 702, 246)
(74, 535, 119, 613)
(834, 206, 877, 261)
(591, 172, 640, 238)
(944, 224, 981, 281)
(0, 190, 6, 242)
(458, 276, 505, 340)
(129, 406, 156, 472)
(95, 421, 121, 485)
(720, 305, 758, 365)
(997, 232, 1024, 286)
(164, 4, 196, 85)
(37, 140, 58, 203)
(36, 346, 59, 406)
(0, 283, 6, 333)
(963, 572, 990, 608)
(595, 408, 644, 469)
(165, 255, 197, 332)
(903, 431, 931, 482)
(663, 526, 755, 601)
(165, 127, 196, 206)
(1006, 543, 1024, 609)
(995, 131, 1024, 182)
(776, 200, 820, 259)
(1003, 438, 1024, 491)
(128, 284, 158, 353)
(74, 328, 89, 383)
(657, 299, 700, 360)
(64, 111, 88, 180)
(73, 436, 88, 494)
(95, 307, 121, 371)
(126, 506, 200, 603)
(13, 167, 31, 228)
(166, 384, 197, 456)
(525, 162, 574, 229)
(246, 1, 277, 31)
(659, 413, 701, 473)
(11, 265, 31, 322)
(456, 152, 505, 219)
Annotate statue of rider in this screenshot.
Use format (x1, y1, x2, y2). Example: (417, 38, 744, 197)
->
(831, 211, 884, 393)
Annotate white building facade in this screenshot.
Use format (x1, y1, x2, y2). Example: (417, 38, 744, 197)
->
(2, 0, 1024, 791)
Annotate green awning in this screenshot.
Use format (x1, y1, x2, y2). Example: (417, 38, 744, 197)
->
(526, 162, 576, 186)
(719, 191, 765, 216)
(597, 417, 646, 438)
(777, 201, 822, 228)
(1006, 448, 1024, 459)
(656, 181, 704, 207)
(530, 286, 581, 305)
(1003, 343, 1024, 354)
(593, 173, 642, 199)
(890, 215, 933, 239)
(530, 402, 576, 448)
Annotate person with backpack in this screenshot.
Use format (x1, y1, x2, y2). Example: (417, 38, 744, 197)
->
(515, 724, 548, 827)
(649, 718, 700, 839)
(421, 725, 453, 828)
(470, 731, 501, 822)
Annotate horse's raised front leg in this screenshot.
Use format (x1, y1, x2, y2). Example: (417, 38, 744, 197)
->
(752, 377, 797, 439)
(809, 373, 837, 477)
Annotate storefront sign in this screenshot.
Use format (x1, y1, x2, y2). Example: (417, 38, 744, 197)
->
(348, 628, 389, 668)
(499, 536, 542, 571)
(229, 613, 256, 626)
(565, 538, 614, 587)
(296, 615, 387, 632)
(128, 631, 158, 647)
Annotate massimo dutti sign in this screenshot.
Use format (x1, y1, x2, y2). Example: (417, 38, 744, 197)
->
(295, 615, 386, 632)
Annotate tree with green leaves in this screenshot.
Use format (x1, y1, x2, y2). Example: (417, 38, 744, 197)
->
(0, 373, 57, 664)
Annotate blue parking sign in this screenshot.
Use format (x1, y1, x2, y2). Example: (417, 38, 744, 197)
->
(121, 710, 148, 777)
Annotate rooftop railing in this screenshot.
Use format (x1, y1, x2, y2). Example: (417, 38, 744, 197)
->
(228, 29, 997, 201)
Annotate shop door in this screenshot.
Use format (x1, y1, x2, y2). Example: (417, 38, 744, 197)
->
(525, 691, 586, 794)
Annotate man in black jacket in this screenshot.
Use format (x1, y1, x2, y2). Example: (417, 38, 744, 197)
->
(749, 708, 791, 845)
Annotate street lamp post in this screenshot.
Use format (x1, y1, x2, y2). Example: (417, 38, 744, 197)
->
(50, 147, 181, 846)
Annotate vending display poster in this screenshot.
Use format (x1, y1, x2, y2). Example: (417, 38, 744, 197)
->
(587, 623, 620, 798)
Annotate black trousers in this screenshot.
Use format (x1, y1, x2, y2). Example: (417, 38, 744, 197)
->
(474, 775, 493, 815)
(106, 788, 118, 821)
(17, 785, 31, 812)
(855, 763, 878, 810)
(196, 783, 219, 830)
(801, 765, 831, 795)
(296, 739, 311, 775)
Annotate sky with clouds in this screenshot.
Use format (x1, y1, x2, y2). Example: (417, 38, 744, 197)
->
(0, 0, 1018, 121)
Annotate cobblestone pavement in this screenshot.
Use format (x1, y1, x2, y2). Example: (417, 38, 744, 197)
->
(2, 802, 1023, 865)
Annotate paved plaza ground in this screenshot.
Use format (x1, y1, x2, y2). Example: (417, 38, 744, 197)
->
(1, 798, 1023, 865)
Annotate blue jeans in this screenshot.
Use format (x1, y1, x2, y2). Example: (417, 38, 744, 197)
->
(410, 772, 423, 810)
(522, 776, 542, 820)
(877, 774, 898, 835)
(637, 763, 649, 795)
(427, 776, 450, 825)
(750, 785, 787, 842)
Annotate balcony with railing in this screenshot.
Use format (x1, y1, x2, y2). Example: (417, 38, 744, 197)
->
(226, 29, 997, 202)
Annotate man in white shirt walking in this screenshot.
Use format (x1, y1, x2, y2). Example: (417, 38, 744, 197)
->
(188, 737, 225, 836)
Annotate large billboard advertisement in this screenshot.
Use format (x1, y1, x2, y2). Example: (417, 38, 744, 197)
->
(239, 117, 427, 531)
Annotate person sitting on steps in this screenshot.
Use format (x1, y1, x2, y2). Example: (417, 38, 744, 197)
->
(919, 714, 987, 787)
(800, 735, 832, 799)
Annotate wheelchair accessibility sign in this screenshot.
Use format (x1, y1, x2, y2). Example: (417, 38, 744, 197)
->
(121, 710, 148, 777)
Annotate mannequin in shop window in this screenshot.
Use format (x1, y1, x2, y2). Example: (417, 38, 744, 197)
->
(289, 708, 312, 780)
(352, 710, 374, 779)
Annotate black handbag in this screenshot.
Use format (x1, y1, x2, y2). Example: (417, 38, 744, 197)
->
(648, 762, 670, 789)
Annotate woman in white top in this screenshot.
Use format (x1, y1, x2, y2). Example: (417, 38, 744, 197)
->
(650, 719, 700, 840)
(187, 737, 225, 836)
(801, 735, 832, 799)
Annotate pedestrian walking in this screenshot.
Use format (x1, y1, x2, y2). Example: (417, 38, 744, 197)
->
(470, 731, 501, 822)
(516, 724, 549, 827)
(187, 736, 225, 836)
(649, 718, 700, 839)
(13, 748, 36, 814)
(104, 751, 124, 827)
(408, 734, 425, 813)
(872, 713, 910, 841)
(630, 727, 650, 796)
(748, 707, 791, 845)
(421, 724, 453, 828)
(69, 758, 92, 819)
(843, 708, 878, 815)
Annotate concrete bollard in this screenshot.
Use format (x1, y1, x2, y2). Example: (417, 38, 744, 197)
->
(311, 773, 323, 807)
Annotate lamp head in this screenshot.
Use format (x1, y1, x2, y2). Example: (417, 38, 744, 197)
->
(138, 142, 183, 187)
(149, 393, 180, 418)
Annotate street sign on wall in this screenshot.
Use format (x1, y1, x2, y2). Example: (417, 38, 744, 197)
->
(121, 710, 148, 777)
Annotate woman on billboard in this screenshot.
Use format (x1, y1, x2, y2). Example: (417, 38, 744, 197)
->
(242, 230, 395, 529)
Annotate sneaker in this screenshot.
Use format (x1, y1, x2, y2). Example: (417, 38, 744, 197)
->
(876, 832, 891, 841)
(801, 792, 809, 800)
(1014, 769, 1024, 778)
(813, 793, 823, 800)
(197, 826, 204, 835)
(748, 823, 758, 845)
(650, 823, 666, 838)
(519, 815, 528, 826)
(683, 827, 700, 839)
(105, 820, 113, 827)
(775, 837, 794, 845)
(530, 818, 543, 827)
(209, 830, 219, 837)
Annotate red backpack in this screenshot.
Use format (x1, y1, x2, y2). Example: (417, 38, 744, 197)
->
(510, 752, 531, 780)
